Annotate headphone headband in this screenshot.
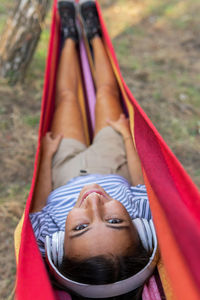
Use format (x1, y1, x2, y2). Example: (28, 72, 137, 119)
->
(45, 218, 159, 298)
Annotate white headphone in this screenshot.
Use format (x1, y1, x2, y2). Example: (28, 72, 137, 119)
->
(45, 218, 159, 298)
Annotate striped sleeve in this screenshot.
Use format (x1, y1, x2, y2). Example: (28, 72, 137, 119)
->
(29, 206, 62, 256)
(130, 185, 152, 220)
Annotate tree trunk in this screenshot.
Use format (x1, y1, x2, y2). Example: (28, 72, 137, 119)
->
(0, 0, 50, 84)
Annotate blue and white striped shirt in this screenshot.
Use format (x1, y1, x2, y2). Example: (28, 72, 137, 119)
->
(30, 174, 151, 256)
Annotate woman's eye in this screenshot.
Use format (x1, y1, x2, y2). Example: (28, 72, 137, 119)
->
(107, 218, 123, 224)
(73, 224, 88, 231)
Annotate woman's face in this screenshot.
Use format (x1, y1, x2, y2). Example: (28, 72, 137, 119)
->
(64, 184, 139, 259)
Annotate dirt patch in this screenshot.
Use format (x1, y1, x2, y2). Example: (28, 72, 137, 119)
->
(0, 200, 25, 299)
(0, 80, 40, 195)
(0, 80, 40, 299)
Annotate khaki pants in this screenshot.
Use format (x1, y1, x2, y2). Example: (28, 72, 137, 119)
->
(52, 126, 131, 189)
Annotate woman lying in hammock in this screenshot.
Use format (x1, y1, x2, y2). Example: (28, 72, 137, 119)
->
(29, 1, 158, 299)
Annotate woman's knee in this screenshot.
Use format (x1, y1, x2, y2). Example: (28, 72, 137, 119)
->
(55, 89, 77, 107)
(96, 84, 120, 101)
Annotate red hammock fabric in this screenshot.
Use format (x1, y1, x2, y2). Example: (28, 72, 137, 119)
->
(15, 1, 200, 299)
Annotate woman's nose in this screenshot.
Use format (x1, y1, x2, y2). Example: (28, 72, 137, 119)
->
(85, 193, 103, 216)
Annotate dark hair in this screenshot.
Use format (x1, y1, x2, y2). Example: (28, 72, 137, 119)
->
(57, 242, 150, 300)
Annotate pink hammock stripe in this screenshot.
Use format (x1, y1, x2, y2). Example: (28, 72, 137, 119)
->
(79, 37, 96, 131)
(142, 277, 162, 300)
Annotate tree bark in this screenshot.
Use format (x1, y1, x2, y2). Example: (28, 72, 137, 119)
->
(0, 0, 50, 84)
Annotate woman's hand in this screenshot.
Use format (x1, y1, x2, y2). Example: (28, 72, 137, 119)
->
(107, 114, 131, 138)
(41, 132, 63, 158)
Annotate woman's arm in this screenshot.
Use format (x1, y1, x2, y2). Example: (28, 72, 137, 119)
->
(123, 135, 144, 185)
(107, 114, 144, 186)
(30, 132, 62, 213)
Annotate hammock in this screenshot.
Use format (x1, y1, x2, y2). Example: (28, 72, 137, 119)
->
(14, 1, 200, 299)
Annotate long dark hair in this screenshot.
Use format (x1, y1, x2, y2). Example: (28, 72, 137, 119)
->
(57, 242, 150, 300)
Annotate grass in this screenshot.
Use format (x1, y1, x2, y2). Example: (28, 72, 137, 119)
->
(146, 0, 200, 30)
(23, 114, 40, 127)
(147, 1, 179, 17)
(0, 0, 15, 33)
(123, 25, 146, 38)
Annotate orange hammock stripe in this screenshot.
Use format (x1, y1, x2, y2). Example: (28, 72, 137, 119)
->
(144, 173, 200, 300)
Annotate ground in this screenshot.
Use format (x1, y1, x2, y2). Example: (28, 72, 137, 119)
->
(0, 0, 200, 299)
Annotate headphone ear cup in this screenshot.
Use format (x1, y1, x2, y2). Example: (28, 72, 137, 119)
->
(57, 231, 65, 267)
(51, 231, 65, 267)
(52, 232, 59, 266)
(143, 219, 153, 251)
(132, 218, 153, 253)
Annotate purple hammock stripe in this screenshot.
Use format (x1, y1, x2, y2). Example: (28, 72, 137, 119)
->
(79, 37, 96, 131)
(143, 276, 162, 300)
(143, 285, 152, 300)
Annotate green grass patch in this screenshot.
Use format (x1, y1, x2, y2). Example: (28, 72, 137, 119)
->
(176, 72, 191, 85)
(146, 0, 193, 30)
(177, 85, 200, 108)
(148, 0, 179, 17)
(114, 35, 143, 71)
(170, 117, 189, 140)
(0, 183, 31, 204)
(0, 0, 11, 14)
(152, 90, 162, 101)
(0, 119, 9, 130)
(0, 18, 6, 32)
(194, 169, 200, 177)
(123, 26, 145, 38)
(32, 33, 49, 73)
(114, 39, 130, 56)
(24, 183, 31, 192)
(23, 114, 40, 127)
(130, 59, 141, 71)
(7, 184, 22, 197)
(0, 107, 6, 115)
(172, 18, 190, 29)
(0, 1, 16, 33)
(32, 51, 46, 74)
(144, 58, 166, 80)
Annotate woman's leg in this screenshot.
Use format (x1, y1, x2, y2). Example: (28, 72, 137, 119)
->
(91, 36, 123, 136)
(51, 39, 87, 145)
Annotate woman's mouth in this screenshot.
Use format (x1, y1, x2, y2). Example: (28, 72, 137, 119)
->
(79, 190, 108, 207)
